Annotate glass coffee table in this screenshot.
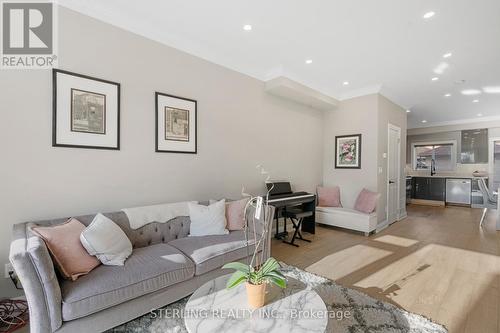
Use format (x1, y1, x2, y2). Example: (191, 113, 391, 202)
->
(184, 274, 328, 333)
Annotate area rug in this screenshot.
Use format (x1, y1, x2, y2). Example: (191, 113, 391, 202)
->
(108, 264, 447, 333)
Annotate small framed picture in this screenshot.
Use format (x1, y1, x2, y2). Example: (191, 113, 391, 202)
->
(53, 69, 120, 150)
(335, 134, 362, 169)
(155, 92, 197, 154)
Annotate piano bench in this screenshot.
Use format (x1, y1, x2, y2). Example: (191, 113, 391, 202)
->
(282, 208, 313, 247)
(282, 208, 313, 220)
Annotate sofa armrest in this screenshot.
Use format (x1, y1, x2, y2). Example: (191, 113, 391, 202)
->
(10, 223, 62, 333)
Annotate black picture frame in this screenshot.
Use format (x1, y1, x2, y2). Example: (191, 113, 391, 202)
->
(155, 92, 197, 154)
(52, 69, 121, 150)
(335, 134, 362, 169)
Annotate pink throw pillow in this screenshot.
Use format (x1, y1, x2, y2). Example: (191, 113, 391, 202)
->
(226, 198, 250, 231)
(317, 186, 342, 207)
(354, 189, 380, 214)
(32, 218, 101, 281)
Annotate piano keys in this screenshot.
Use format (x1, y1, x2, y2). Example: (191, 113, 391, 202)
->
(265, 182, 316, 239)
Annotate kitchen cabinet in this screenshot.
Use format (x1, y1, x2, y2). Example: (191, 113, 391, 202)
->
(406, 177, 412, 204)
(461, 129, 488, 164)
(413, 177, 428, 199)
(412, 177, 446, 201)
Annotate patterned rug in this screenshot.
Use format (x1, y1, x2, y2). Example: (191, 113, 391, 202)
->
(108, 264, 447, 333)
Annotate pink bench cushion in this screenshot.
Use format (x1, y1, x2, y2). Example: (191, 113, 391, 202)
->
(354, 189, 380, 214)
(317, 186, 342, 207)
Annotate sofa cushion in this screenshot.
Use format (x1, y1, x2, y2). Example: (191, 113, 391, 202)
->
(60, 243, 195, 321)
(316, 206, 376, 217)
(80, 213, 132, 266)
(168, 231, 255, 275)
(188, 200, 229, 236)
(31, 218, 101, 281)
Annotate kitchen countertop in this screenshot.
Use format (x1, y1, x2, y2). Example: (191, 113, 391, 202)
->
(406, 174, 488, 179)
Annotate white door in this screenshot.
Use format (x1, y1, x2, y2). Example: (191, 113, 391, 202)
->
(387, 125, 401, 224)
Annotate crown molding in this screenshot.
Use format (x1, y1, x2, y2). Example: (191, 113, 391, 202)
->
(337, 84, 382, 101)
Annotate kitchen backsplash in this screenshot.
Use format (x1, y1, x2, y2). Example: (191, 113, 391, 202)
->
(406, 163, 489, 177)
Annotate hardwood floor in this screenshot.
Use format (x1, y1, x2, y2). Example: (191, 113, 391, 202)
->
(272, 205, 500, 333)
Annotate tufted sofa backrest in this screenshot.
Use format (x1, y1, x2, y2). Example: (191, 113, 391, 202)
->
(27, 211, 191, 249)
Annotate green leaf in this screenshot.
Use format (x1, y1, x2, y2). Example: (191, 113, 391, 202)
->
(267, 275, 287, 289)
(260, 257, 279, 275)
(226, 271, 248, 289)
(248, 271, 260, 285)
(222, 262, 251, 274)
(263, 270, 286, 281)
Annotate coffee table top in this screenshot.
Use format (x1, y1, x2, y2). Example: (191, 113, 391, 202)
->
(184, 274, 328, 333)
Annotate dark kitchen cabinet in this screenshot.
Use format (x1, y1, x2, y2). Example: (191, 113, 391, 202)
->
(413, 177, 428, 199)
(412, 177, 446, 201)
(428, 178, 446, 201)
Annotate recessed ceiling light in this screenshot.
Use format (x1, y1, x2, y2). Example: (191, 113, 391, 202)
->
(423, 11, 435, 19)
(477, 113, 483, 117)
(443, 52, 452, 58)
(472, 99, 479, 103)
(343, 81, 349, 86)
(421, 120, 428, 123)
(444, 93, 451, 97)
(431, 77, 439, 81)
(406, 110, 411, 113)
(243, 24, 252, 31)
(461, 89, 481, 95)
(305, 59, 313, 64)
(483, 86, 500, 94)
(434, 62, 449, 75)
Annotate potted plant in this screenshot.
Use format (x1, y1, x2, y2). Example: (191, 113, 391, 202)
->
(223, 257, 286, 309)
(222, 166, 287, 309)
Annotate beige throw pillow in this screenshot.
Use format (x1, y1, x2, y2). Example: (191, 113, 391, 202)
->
(31, 218, 101, 281)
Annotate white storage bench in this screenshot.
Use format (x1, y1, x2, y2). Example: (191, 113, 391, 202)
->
(316, 206, 377, 236)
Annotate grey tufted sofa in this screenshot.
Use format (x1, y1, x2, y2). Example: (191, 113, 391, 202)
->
(9, 205, 274, 333)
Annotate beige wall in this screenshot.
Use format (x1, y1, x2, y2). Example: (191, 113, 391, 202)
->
(322, 94, 407, 224)
(323, 94, 379, 208)
(0, 7, 325, 296)
(377, 95, 407, 222)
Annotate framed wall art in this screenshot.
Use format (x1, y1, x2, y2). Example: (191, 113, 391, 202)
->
(155, 92, 197, 154)
(335, 134, 362, 169)
(52, 69, 120, 150)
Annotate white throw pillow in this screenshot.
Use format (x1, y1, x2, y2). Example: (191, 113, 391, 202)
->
(80, 213, 133, 266)
(189, 199, 229, 236)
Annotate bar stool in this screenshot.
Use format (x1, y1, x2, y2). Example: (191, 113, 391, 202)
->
(282, 208, 312, 247)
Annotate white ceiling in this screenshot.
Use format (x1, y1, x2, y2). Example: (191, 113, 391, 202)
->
(59, 0, 500, 129)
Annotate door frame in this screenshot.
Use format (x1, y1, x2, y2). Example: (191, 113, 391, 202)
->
(387, 124, 401, 224)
